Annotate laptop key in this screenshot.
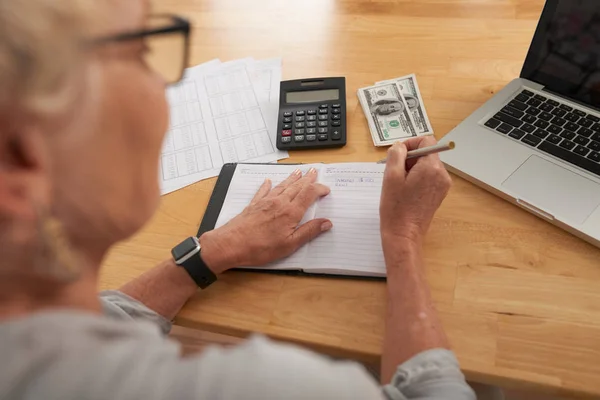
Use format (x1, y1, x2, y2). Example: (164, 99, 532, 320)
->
(560, 104, 574, 111)
(578, 127, 594, 137)
(574, 135, 590, 146)
(508, 100, 528, 111)
(509, 129, 526, 140)
(592, 123, 600, 132)
(574, 145, 591, 157)
(534, 119, 549, 129)
(547, 125, 562, 135)
(547, 134, 562, 144)
(501, 106, 524, 119)
(574, 109, 587, 117)
(579, 118, 594, 128)
(495, 112, 523, 128)
(560, 130, 576, 140)
(527, 98, 542, 107)
(496, 123, 513, 134)
(533, 129, 549, 139)
(588, 141, 600, 151)
(515, 93, 530, 103)
(521, 89, 534, 97)
(564, 122, 579, 132)
(589, 152, 600, 163)
(522, 134, 542, 147)
(551, 116, 566, 127)
(565, 113, 580, 122)
(592, 132, 600, 143)
(522, 114, 537, 124)
(521, 123, 536, 133)
(559, 139, 576, 150)
(539, 103, 554, 112)
(539, 141, 600, 176)
(534, 94, 547, 101)
(538, 111, 553, 121)
(485, 118, 501, 129)
(525, 107, 541, 116)
(587, 115, 600, 122)
(547, 99, 559, 107)
(551, 108, 567, 117)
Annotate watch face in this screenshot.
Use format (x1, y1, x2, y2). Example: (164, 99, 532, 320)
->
(172, 237, 199, 261)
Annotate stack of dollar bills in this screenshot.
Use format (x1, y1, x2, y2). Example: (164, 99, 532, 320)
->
(358, 74, 433, 146)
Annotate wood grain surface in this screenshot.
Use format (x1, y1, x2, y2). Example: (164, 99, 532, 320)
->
(100, 0, 600, 397)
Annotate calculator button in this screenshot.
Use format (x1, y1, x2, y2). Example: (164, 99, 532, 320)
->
(319, 109, 328, 114)
(283, 117, 292, 123)
(317, 121, 327, 127)
(307, 121, 317, 127)
(318, 134, 328, 141)
(283, 111, 292, 117)
(331, 130, 342, 140)
(306, 134, 317, 142)
(283, 123, 292, 129)
(332, 120, 341, 127)
(307, 109, 317, 115)
(332, 104, 341, 108)
(294, 135, 305, 142)
(332, 114, 341, 120)
(296, 110, 305, 116)
(295, 116, 305, 122)
(295, 129, 305, 134)
(332, 108, 341, 115)
(307, 115, 317, 121)
(295, 122, 305, 128)
(281, 129, 292, 136)
(318, 127, 328, 133)
(318, 114, 328, 120)
(281, 136, 291, 143)
(306, 128, 316, 134)
(319, 104, 328, 109)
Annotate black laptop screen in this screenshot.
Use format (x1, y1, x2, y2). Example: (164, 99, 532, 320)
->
(521, 0, 600, 108)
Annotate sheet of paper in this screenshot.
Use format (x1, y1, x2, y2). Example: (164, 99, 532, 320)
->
(247, 58, 282, 105)
(160, 60, 223, 194)
(160, 57, 287, 195)
(215, 163, 322, 270)
(307, 163, 386, 276)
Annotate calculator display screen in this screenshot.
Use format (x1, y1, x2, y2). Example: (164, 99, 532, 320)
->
(286, 89, 339, 104)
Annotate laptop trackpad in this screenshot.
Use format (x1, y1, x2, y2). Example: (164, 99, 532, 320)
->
(502, 155, 600, 224)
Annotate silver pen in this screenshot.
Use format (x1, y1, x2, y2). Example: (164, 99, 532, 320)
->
(377, 141, 455, 164)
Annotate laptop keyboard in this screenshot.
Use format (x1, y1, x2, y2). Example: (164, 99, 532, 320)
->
(484, 89, 600, 177)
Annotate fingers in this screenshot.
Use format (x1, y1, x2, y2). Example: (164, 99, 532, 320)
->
(289, 218, 333, 250)
(405, 136, 437, 171)
(384, 142, 408, 182)
(269, 168, 303, 197)
(250, 179, 272, 205)
(281, 167, 318, 200)
(292, 182, 331, 209)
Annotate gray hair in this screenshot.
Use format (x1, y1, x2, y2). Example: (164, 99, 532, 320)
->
(0, 0, 108, 116)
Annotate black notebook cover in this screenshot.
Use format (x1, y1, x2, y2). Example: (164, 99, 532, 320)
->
(196, 163, 384, 281)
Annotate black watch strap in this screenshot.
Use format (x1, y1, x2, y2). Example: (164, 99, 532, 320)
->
(180, 252, 217, 289)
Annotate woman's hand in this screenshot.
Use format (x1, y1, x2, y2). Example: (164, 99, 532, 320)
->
(379, 137, 452, 250)
(200, 168, 332, 273)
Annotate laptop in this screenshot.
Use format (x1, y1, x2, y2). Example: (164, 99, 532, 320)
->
(440, 0, 600, 248)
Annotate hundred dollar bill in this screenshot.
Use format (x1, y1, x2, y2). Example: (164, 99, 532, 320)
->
(357, 82, 418, 147)
(376, 74, 433, 135)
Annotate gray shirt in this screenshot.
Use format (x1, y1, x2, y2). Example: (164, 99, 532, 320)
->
(0, 291, 475, 400)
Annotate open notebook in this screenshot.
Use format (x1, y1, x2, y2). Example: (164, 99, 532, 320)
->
(197, 163, 386, 278)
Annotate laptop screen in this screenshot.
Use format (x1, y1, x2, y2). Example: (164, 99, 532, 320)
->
(521, 0, 600, 109)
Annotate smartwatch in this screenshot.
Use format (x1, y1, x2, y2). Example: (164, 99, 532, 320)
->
(171, 236, 217, 289)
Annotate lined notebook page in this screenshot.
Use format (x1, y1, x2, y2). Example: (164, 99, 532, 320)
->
(214, 163, 323, 270)
(305, 163, 386, 276)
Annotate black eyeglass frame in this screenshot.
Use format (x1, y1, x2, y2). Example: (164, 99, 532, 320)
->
(91, 14, 191, 84)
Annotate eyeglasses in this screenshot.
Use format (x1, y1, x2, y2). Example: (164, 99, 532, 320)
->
(92, 14, 191, 84)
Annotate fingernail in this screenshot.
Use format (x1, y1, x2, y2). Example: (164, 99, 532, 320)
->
(293, 169, 301, 176)
(308, 168, 317, 175)
(321, 221, 333, 232)
(264, 178, 271, 184)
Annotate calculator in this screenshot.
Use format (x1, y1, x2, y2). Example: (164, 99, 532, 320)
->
(276, 77, 347, 150)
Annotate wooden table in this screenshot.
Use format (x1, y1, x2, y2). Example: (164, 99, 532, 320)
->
(100, 0, 600, 397)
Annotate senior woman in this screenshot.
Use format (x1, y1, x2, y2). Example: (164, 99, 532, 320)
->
(0, 1, 475, 399)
